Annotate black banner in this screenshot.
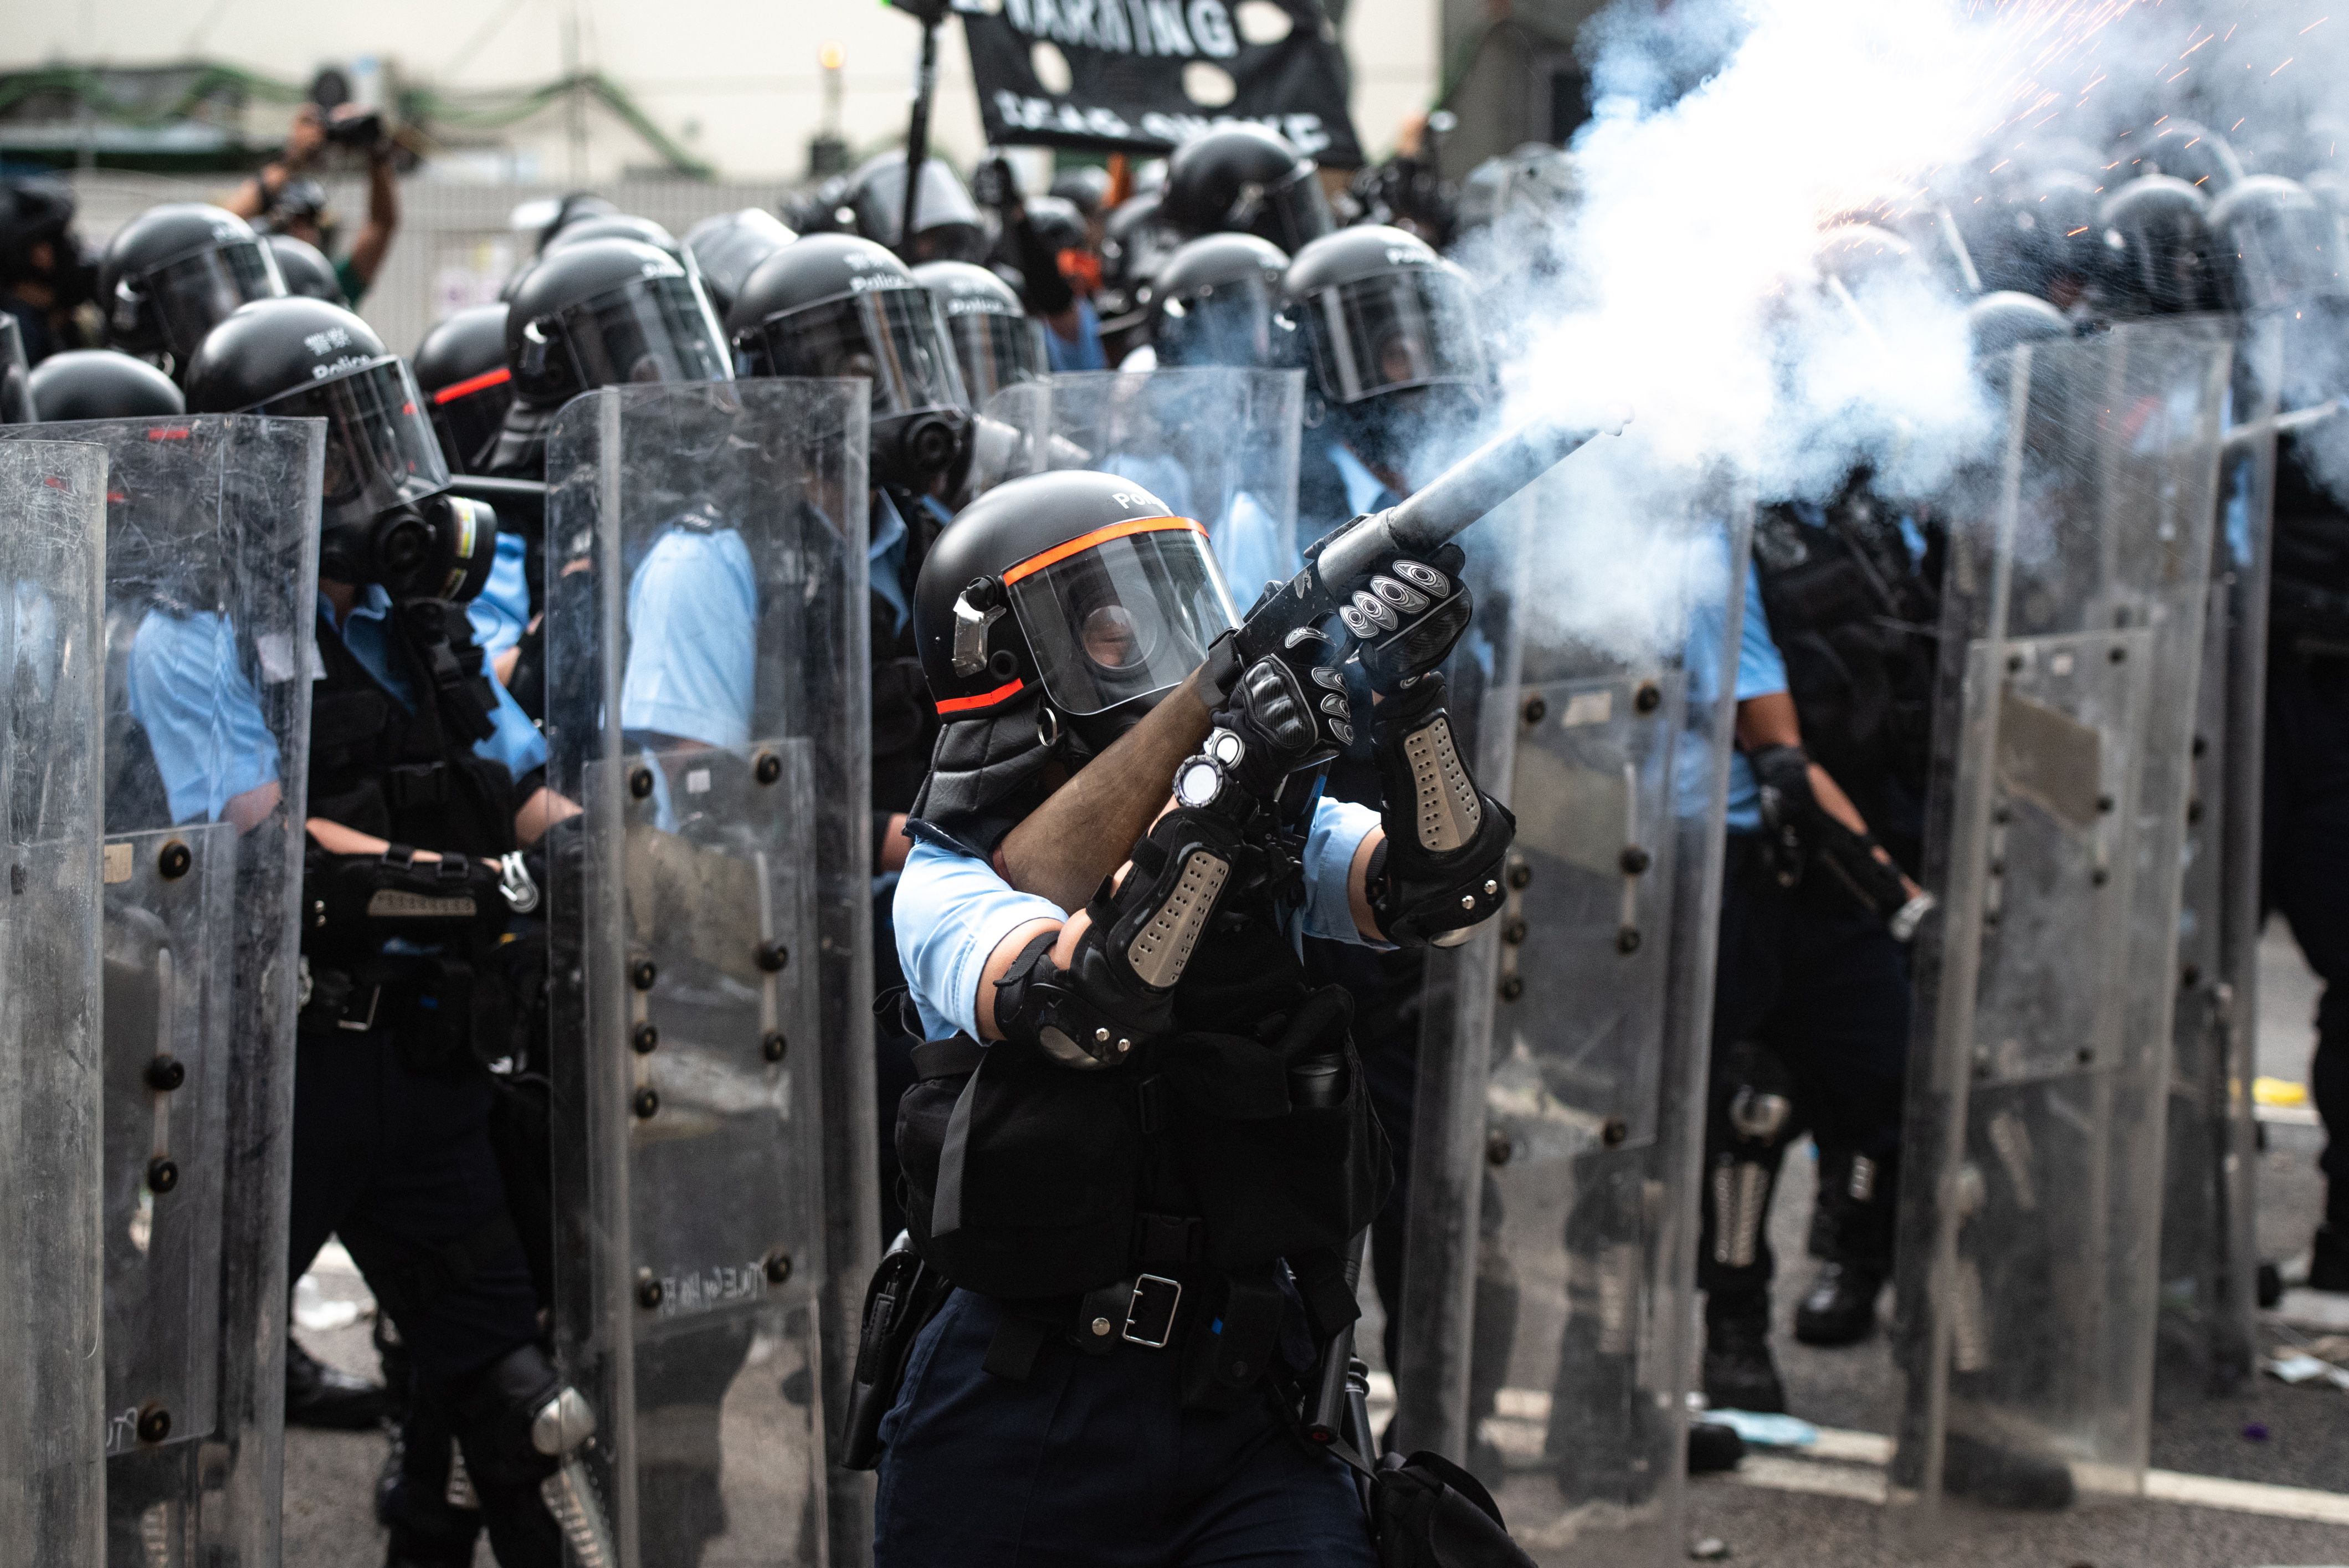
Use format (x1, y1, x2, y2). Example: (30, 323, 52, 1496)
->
(958, 0, 1363, 168)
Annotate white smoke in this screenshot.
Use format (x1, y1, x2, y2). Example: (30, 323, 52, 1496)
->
(1443, 0, 2349, 655)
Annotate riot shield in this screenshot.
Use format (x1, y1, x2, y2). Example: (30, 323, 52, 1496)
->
(0, 440, 106, 1564)
(3, 414, 324, 1566)
(978, 367, 1305, 595)
(544, 380, 873, 1567)
(1892, 319, 2229, 1521)
(1393, 462, 1752, 1562)
(2156, 316, 2281, 1401)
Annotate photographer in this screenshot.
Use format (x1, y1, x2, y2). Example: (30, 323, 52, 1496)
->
(228, 103, 402, 306)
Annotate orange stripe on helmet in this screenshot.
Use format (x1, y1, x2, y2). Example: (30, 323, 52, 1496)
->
(935, 677, 1026, 715)
(1000, 515, 1206, 586)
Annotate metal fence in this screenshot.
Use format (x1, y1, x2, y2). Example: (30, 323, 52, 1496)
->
(66, 170, 798, 355)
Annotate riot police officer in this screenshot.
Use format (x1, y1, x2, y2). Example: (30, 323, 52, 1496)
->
(682, 207, 798, 322)
(99, 202, 285, 379)
(849, 148, 992, 264)
(1, 175, 99, 363)
(412, 305, 530, 689)
(183, 294, 581, 1567)
(912, 258, 1049, 404)
(867, 468, 1509, 1565)
(726, 230, 974, 1243)
(1161, 122, 1336, 256)
(268, 232, 348, 304)
(1145, 232, 1293, 374)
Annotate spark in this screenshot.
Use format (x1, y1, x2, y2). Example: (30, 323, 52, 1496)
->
(2066, 226, 2090, 235)
(2273, 55, 2295, 74)
(2302, 14, 2329, 31)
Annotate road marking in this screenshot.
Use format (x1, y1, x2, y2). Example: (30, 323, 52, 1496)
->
(1721, 1424, 2349, 1526)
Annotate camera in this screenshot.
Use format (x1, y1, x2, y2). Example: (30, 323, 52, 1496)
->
(322, 109, 384, 150)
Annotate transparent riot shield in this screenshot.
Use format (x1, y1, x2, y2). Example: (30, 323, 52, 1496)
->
(2156, 317, 2281, 1401)
(1393, 461, 1751, 1562)
(545, 380, 873, 1567)
(978, 367, 1305, 595)
(1892, 320, 2229, 1522)
(0, 441, 106, 1564)
(3, 415, 324, 1566)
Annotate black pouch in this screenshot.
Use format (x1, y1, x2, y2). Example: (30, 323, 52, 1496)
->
(895, 1033, 1141, 1299)
(1367, 1451, 1538, 1568)
(394, 954, 493, 1077)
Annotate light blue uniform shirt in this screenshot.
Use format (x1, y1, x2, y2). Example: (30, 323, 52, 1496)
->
(465, 531, 531, 657)
(1208, 490, 1299, 607)
(1702, 563, 1788, 833)
(1328, 440, 1402, 520)
(1044, 297, 1107, 373)
(895, 796, 1384, 1041)
(619, 522, 757, 749)
(124, 608, 282, 825)
(321, 586, 547, 783)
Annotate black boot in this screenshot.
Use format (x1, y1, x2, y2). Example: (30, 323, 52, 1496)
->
(1792, 1260, 1884, 1346)
(1686, 1418, 1746, 1474)
(1702, 1302, 1786, 1415)
(1940, 1431, 2075, 1510)
(286, 1334, 389, 1430)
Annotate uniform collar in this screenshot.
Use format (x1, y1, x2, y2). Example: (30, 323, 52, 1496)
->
(1327, 440, 1400, 517)
(318, 582, 394, 632)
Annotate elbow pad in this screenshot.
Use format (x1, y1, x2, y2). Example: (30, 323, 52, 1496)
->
(991, 805, 1247, 1067)
(1368, 675, 1515, 947)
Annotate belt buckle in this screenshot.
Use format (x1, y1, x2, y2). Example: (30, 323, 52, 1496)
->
(336, 985, 382, 1033)
(1122, 1274, 1181, 1349)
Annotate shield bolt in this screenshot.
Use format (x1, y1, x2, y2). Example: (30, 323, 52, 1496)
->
(1522, 695, 1548, 726)
(636, 1269, 664, 1310)
(1633, 681, 1661, 714)
(2090, 867, 2109, 887)
(2180, 964, 2200, 990)
(2096, 793, 2115, 814)
(1617, 926, 1642, 954)
(754, 751, 783, 785)
(2007, 652, 2025, 673)
(2109, 644, 2127, 663)
(2186, 797, 2203, 825)
(136, 1405, 172, 1445)
(1502, 919, 1527, 945)
(157, 840, 192, 879)
(631, 1023, 659, 1054)
(2078, 1047, 2095, 1065)
(147, 1157, 179, 1195)
(762, 1031, 788, 1063)
(1499, 975, 1524, 1002)
(144, 1054, 186, 1092)
(1602, 1116, 1629, 1147)
(629, 766, 654, 800)
(1619, 846, 1652, 875)
(1507, 859, 1532, 890)
(757, 941, 789, 972)
(2192, 734, 2209, 758)
(632, 1087, 660, 1119)
(763, 1250, 793, 1284)
(631, 959, 658, 991)
(1485, 1129, 1513, 1167)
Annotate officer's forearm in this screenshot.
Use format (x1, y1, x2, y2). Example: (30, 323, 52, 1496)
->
(226, 781, 284, 834)
(307, 818, 440, 860)
(515, 786, 580, 847)
(1348, 826, 1386, 942)
(994, 665, 1217, 910)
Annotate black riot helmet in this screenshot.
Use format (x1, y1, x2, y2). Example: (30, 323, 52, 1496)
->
(267, 233, 345, 302)
(728, 233, 970, 489)
(1975, 171, 2102, 305)
(413, 305, 515, 474)
(542, 213, 691, 272)
(1148, 232, 1293, 368)
(1100, 191, 1179, 316)
(912, 260, 1046, 403)
(0, 176, 90, 300)
(2128, 120, 2245, 196)
(1967, 290, 2071, 361)
(99, 203, 285, 368)
(504, 237, 732, 409)
(186, 298, 496, 602)
(849, 150, 989, 264)
(26, 349, 184, 422)
(0, 316, 28, 424)
(2094, 176, 2221, 319)
(1022, 195, 1091, 261)
(1283, 224, 1485, 406)
(2208, 175, 2349, 313)
(912, 469, 1238, 838)
(683, 208, 798, 319)
(1162, 123, 1335, 255)
(525, 191, 620, 255)
(1051, 166, 1112, 221)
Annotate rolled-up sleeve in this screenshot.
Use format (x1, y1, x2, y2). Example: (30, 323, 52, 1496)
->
(894, 839, 1066, 1041)
(1300, 796, 1382, 946)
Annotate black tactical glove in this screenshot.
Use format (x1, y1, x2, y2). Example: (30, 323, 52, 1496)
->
(992, 805, 1248, 1067)
(1751, 744, 1934, 940)
(1367, 674, 1514, 947)
(1337, 541, 1472, 694)
(1196, 650, 1354, 808)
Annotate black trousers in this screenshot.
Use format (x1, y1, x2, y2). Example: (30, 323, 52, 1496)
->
(2263, 650, 2349, 1235)
(1699, 836, 1913, 1308)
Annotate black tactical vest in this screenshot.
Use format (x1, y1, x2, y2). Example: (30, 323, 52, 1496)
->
(873, 486, 946, 816)
(305, 597, 520, 861)
(2271, 431, 2349, 659)
(1751, 490, 1942, 860)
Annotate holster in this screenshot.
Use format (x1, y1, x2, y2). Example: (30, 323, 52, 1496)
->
(840, 1243, 953, 1471)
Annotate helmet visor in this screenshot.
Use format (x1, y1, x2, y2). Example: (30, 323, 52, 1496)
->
(1301, 268, 1485, 403)
(257, 356, 450, 532)
(553, 272, 733, 388)
(745, 285, 968, 416)
(148, 237, 283, 360)
(854, 160, 985, 253)
(1252, 163, 1336, 255)
(945, 309, 1048, 402)
(1157, 275, 1287, 368)
(1004, 517, 1237, 717)
(427, 364, 516, 474)
(2227, 203, 2349, 310)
